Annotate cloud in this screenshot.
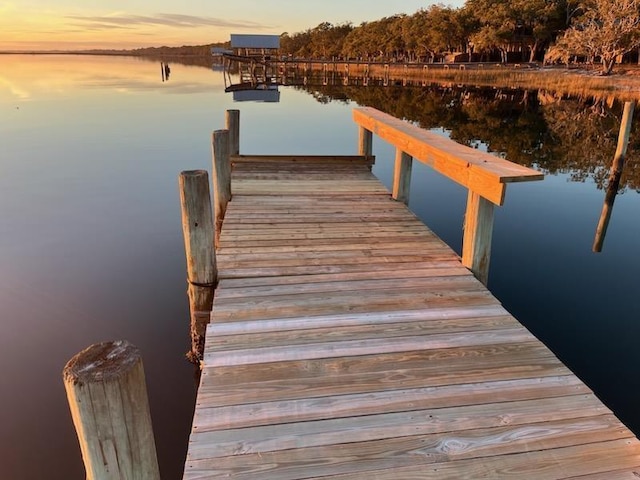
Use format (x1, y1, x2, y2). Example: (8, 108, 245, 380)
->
(65, 12, 273, 31)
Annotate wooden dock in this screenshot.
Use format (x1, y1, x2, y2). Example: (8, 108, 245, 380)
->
(182, 108, 640, 479)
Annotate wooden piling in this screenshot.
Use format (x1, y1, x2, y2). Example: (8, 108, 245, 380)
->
(462, 191, 495, 285)
(63, 341, 160, 480)
(392, 149, 413, 204)
(179, 170, 217, 361)
(358, 126, 372, 158)
(212, 129, 232, 237)
(593, 100, 635, 252)
(225, 109, 240, 155)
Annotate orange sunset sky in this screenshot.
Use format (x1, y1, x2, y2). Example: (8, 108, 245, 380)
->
(0, 1, 465, 51)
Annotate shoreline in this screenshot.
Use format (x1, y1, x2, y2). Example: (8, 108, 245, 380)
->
(3, 51, 639, 100)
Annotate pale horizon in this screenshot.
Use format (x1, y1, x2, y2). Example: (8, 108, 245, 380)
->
(0, 0, 465, 52)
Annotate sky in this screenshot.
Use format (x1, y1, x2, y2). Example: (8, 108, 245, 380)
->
(0, 0, 464, 51)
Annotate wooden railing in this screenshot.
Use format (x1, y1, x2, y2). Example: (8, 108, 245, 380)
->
(353, 106, 544, 284)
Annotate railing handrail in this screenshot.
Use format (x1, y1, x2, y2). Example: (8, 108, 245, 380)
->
(353, 106, 542, 206)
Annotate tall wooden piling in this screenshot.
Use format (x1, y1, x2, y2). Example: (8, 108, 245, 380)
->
(212, 129, 232, 238)
(179, 170, 217, 360)
(225, 109, 240, 155)
(63, 341, 160, 480)
(593, 101, 635, 252)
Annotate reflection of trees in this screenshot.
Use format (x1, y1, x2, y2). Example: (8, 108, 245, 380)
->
(541, 97, 640, 190)
(298, 83, 640, 191)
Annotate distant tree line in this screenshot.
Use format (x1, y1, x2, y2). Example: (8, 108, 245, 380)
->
(128, 42, 229, 57)
(280, 0, 640, 75)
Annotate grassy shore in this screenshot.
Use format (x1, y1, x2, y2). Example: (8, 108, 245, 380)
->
(412, 65, 640, 101)
(290, 60, 640, 101)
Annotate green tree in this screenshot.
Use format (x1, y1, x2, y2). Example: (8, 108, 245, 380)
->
(467, 0, 565, 62)
(308, 22, 353, 59)
(546, 0, 640, 74)
(280, 30, 313, 57)
(513, 0, 565, 61)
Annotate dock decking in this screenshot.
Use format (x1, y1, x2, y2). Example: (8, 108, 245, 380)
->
(183, 110, 640, 479)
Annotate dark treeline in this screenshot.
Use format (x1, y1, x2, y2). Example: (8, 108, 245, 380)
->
(280, 0, 640, 73)
(298, 81, 640, 191)
(127, 42, 229, 57)
(77, 42, 230, 58)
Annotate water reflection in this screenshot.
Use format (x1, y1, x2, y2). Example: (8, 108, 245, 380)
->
(3, 54, 640, 480)
(222, 59, 281, 102)
(161, 62, 171, 82)
(0, 54, 223, 100)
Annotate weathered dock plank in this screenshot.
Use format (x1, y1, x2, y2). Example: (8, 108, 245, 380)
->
(183, 154, 640, 479)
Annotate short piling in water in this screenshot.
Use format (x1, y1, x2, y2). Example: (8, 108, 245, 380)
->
(63, 340, 160, 480)
(179, 170, 217, 362)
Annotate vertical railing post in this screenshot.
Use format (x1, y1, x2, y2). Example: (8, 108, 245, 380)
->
(179, 170, 217, 361)
(225, 109, 240, 155)
(358, 126, 372, 170)
(392, 149, 413, 204)
(462, 191, 495, 285)
(63, 341, 160, 480)
(212, 129, 231, 239)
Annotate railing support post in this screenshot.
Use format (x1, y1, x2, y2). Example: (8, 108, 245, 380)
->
(393, 149, 413, 204)
(212, 129, 231, 240)
(225, 109, 240, 155)
(462, 191, 495, 285)
(179, 170, 217, 361)
(63, 341, 160, 480)
(358, 126, 373, 171)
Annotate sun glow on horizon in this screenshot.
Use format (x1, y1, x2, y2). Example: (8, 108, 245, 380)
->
(0, 1, 462, 52)
(1, 9, 246, 51)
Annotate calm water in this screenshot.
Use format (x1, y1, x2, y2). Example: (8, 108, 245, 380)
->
(2, 55, 640, 479)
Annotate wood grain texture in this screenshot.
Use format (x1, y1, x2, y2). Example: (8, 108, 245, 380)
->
(188, 395, 608, 457)
(185, 418, 631, 479)
(192, 376, 590, 431)
(179, 171, 216, 349)
(462, 190, 495, 284)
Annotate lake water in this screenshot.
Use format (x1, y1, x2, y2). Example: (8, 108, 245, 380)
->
(2, 54, 640, 480)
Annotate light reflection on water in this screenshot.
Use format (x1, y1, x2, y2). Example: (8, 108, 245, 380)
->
(1, 54, 640, 480)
